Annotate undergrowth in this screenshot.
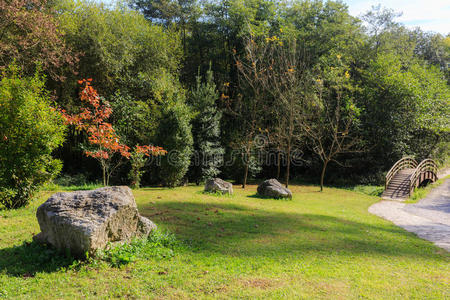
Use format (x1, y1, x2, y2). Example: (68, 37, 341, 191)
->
(345, 185, 384, 197)
(407, 175, 449, 203)
(91, 229, 182, 267)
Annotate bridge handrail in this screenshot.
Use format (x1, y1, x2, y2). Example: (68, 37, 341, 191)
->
(385, 157, 418, 189)
(409, 159, 438, 193)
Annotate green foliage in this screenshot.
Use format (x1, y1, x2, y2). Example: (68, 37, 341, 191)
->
(407, 175, 450, 203)
(156, 102, 194, 187)
(359, 53, 450, 168)
(110, 91, 157, 146)
(21, 0, 447, 187)
(129, 150, 147, 189)
(95, 229, 180, 267)
(0, 65, 66, 209)
(54, 0, 182, 106)
(53, 173, 89, 187)
(188, 67, 224, 183)
(347, 185, 384, 197)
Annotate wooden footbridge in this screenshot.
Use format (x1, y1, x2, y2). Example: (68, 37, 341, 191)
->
(382, 157, 438, 200)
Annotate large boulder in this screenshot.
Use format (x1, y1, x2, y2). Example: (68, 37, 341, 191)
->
(33, 186, 156, 257)
(257, 179, 292, 199)
(204, 178, 233, 195)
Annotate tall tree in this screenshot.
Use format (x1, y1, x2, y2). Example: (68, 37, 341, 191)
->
(233, 33, 270, 188)
(302, 55, 364, 191)
(129, 0, 200, 53)
(153, 72, 194, 187)
(261, 37, 311, 187)
(188, 67, 224, 184)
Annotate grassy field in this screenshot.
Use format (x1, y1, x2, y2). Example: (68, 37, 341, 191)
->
(0, 184, 449, 299)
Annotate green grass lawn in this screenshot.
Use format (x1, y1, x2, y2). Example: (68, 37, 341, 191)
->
(0, 184, 449, 299)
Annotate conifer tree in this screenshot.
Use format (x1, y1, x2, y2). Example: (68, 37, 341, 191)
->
(188, 67, 224, 184)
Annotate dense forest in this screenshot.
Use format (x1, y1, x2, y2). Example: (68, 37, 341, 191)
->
(1, 0, 449, 208)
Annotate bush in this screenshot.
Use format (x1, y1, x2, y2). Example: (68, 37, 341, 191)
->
(0, 65, 66, 209)
(53, 174, 89, 187)
(157, 102, 193, 187)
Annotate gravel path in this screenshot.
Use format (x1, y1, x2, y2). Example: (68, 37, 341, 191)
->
(369, 177, 450, 251)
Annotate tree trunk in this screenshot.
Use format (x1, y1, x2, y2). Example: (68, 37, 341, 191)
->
(320, 160, 329, 192)
(285, 149, 290, 188)
(242, 146, 251, 189)
(243, 161, 249, 189)
(276, 151, 281, 179)
(102, 165, 106, 187)
(106, 172, 110, 186)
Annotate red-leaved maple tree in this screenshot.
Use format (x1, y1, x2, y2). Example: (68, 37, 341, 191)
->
(61, 79, 165, 186)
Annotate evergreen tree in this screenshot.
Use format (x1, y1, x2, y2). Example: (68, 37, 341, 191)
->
(188, 68, 224, 184)
(157, 102, 193, 187)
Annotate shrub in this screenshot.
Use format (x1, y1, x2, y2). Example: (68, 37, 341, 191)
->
(0, 65, 66, 209)
(129, 145, 166, 188)
(156, 101, 193, 187)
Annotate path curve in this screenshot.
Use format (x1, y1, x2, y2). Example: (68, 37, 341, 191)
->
(369, 178, 450, 251)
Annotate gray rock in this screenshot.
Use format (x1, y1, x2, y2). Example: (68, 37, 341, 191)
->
(257, 179, 292, 199)
(33, 186, 156, 257)
(204, 178, 233, 195)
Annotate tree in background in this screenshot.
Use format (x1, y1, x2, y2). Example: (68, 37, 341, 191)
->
(153, 72, 194, 187)
(261, 37, 311, 188)
(129, 145, 166, 188)
(0, 0, 77, 80)
(54, 0, 182, 104)
(0, 65, 66, 209)
(358, 53, 450, 169)
(303, 56, 364, 191)
(157, 103, 193, 187)
(51, 0, 183, 178)
(233, 33, 270, 188)
(61, 79, 131, 186)
(129, 0, 200, 53)
(62, 79, 166, 186)
(110, 91, 158, 147)
(188, 67, 224, 184)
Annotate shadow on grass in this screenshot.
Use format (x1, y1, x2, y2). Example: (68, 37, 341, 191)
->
(246, 193, 292, 200)
(2, 197, 447, 277)
(139, 200, 448, 260)
(0, 240, 76, 277)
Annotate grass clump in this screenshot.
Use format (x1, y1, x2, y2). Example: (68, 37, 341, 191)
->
(407, 175, 449, 203)
(95, 229, 181, 267)
(347, 185, 384, 197)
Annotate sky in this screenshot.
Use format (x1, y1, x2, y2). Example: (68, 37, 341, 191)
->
(344, 0, 449, 34)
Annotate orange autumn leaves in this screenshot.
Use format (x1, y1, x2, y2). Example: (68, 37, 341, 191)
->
(61, 79, 166, 161)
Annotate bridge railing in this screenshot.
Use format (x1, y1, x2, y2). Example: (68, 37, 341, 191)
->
(385, 157, 418, 189)
(409, 159, 438, 195)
